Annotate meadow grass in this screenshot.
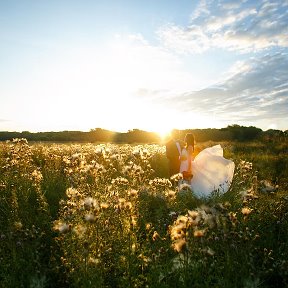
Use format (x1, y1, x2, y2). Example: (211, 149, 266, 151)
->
(0, 139, 287, 287)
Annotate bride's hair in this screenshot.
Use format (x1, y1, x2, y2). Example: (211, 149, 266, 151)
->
(185, 133, 195, 150)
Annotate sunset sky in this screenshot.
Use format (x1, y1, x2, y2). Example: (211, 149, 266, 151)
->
(0, 0, 287, 133)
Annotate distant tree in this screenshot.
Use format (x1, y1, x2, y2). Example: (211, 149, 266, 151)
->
(89, 128, 115, 142)
(227, 125, 262, 141)
(262, 129, 286, 143)
(125, 129, 160, 144)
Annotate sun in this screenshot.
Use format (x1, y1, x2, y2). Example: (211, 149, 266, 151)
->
(156, 128, 173, 141)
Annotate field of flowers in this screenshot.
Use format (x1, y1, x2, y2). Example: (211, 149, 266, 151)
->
(0, 138, 287, 287)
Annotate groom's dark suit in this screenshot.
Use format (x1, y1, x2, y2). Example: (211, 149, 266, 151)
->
(166, 138, 182, 177)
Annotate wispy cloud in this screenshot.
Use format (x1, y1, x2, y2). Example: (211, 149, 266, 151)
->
(170, 53, 288, 124)
(157, 0, 288, 53)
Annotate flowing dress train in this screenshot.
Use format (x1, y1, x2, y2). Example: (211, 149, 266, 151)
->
(180, 145, 235, 198)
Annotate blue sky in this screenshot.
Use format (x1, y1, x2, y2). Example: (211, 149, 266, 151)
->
(0, 0, 287, 133)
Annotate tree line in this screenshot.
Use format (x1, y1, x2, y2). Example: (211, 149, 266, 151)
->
(0, 125, 287, 144)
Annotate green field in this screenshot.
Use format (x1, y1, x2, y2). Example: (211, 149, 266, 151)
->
(0, 139, 287, 287)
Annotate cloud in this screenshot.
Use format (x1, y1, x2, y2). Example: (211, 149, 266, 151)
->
(157, 0, 288, 53)
(168, 53, 288, 125)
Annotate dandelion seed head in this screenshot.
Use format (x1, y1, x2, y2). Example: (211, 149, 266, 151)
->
(179, 182, 191, 191)
(95, 148, 103, 156)
(83, 197, 98, 210)
(132, 149, 140, 156)
(53, 221, 70, 233)
(85, 213, 96, 223)
(203, 247, 215, 256)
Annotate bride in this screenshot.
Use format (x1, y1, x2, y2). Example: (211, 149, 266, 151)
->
(179, 133, 235, 198)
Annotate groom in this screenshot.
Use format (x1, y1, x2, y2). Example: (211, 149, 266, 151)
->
(165, 129, 183, 177)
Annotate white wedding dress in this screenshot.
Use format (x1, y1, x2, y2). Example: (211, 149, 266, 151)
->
(180, 145, 235, 198)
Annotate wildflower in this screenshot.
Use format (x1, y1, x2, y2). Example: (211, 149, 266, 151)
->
(169, 211, 178, 220)
(240, 189, 249, 200)
(95, 148, 103, 156)
(119, 256, 126, 263)
(205, 215, 217, 229)
(112, 177, 129, 185)
(193, 229, 205, 238)
(67, 200, 77, 208)
(14, 138, 28, 144)
(128, 189, 138, 197)
(95, 163, 105, 172)
(88, 257, 100, 265)
(228, 212, 238, 225)
(170, 173, 183, 182)
(85, 213, 96, 223)
(132, 165, 144, 174)
(125, 201, 132, 210)
(110, 154, 119, 160)
(138, 253, 151, 264)
(100, 202, 109, 209)
(53, 221, 70, 233)
(14, 221, 23, 230)
(199, 205, 214, 214)
(31, 169, 43, 182)
(188, 210, 201, 226)
(118, 198, 126, 209)
(203, 247, 215, 256)
(175, 215, 188, 225)
(73, 225, 86, 238)
(167, 190, 177, 198)
(142, 148, 149, 156)
(170, 224, 186, 241)
(132, 149, 141, 156)
(131, 216, 137, 227)
(188, 210, 199, 220)
(260, 180, 278, 193)
(146, 223, 152, 230)
(241, 207, 253, 216)
(152, 231, 160, 241)
(149, 178, 172, 188)
(83, 197, 98, 210)
(66, 187, 80, 198)
(172, 238, 187, 253)
(131, 243, 137, 252)
(179, 182, 192, 191)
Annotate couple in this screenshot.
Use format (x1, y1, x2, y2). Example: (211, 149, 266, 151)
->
(166, 130, 235, 198)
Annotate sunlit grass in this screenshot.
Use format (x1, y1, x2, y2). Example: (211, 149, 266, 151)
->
(0, 139, 287, 287)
